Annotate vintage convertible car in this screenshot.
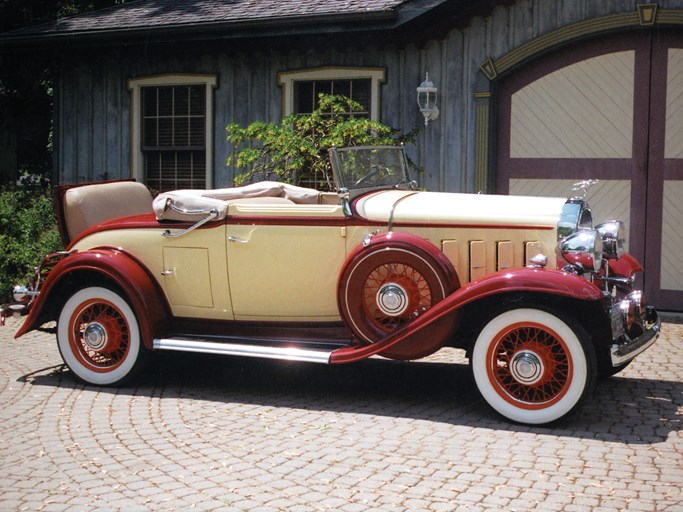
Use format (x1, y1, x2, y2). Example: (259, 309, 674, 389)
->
(2, 146, 660, 425)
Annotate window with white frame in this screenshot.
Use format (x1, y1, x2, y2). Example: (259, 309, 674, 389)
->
(128, 75, 216, 191)
(278, 67, 386, 120)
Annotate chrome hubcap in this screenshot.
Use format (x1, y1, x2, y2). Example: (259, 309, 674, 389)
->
(83, 323, 108, 351)
(376, 283, 408, 316)
(510, 350, 544, 385)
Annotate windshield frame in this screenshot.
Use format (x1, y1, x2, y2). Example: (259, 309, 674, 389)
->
(328, 146, 415, 200)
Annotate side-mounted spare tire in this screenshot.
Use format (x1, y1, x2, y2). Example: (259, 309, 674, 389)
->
(338, 232, 460, 357)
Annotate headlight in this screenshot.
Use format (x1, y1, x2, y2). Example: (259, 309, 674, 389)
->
(627, 290, 646, 321)
(596, 221, 626, 259)
(558, 199, 593, 240)
(618, 298, 635, 330)
(12, 285, 30, 302)
(559, 229, 603, 272)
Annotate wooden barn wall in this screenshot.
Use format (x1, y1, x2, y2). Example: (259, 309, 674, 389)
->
(55, 0, 683, 191)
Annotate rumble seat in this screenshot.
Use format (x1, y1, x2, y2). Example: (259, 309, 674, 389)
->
(64, 181, 153, 240)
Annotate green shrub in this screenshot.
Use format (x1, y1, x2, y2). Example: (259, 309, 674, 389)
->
(0, 185, 63, 302)
(227, 94, 418, 190)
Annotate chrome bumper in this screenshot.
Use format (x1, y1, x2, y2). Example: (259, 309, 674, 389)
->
(0, 302, 29, 326)
(609, 309, 661, 367)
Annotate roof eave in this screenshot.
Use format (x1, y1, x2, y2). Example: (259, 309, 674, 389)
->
(0, 9, 404, 50)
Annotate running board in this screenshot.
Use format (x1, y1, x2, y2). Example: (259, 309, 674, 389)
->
(153, 337, 334, 364)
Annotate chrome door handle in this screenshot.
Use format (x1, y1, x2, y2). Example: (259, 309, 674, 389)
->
(228, 235, 249, 244)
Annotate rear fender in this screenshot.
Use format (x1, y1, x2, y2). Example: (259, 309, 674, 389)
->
(15, 248, 170, 349)
(330, 267, 603, 363)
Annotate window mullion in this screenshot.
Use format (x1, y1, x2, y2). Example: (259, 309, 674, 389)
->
(155, 88, 160, 147)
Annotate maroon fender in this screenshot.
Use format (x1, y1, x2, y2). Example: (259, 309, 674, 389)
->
(15, 248, 170, 349)
(609, 252, 643, 277)
(330, 267, 604, 364)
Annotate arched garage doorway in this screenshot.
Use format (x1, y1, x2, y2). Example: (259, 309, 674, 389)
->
(496, 30, 683, 311)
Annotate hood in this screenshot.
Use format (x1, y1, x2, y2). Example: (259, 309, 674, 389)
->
(354, 190, 567, 228)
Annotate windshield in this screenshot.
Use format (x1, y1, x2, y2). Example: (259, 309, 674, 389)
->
(329, 146, 412, 192)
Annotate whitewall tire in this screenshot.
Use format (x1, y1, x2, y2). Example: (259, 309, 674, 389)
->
(471, 307, 596, 425)
(57, 286, 145, 386)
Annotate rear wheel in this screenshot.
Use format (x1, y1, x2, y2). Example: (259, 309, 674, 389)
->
(471, 307, 596, 425)
(57, 286, 146, 385)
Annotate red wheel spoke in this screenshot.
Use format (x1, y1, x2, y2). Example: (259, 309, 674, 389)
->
(490, 323, 572, 406)
(70, 299, 130, 371)
(361, 262, 434, 334)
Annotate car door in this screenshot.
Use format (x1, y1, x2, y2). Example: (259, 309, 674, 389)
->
(226, 202, 347, 321)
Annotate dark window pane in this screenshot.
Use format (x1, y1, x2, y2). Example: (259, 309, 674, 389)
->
(294, 82, 314, 114)
(189, 85, 204, 116)
(175, 87, 189, 116)
(351, 79, 371, 111)
(189, 118, 205, 146)
(316, 81, 332, 96)
(158, 87, 174, 116)
(145, 152, 160, 186)
(174, 118, 189, 147)
(157, 118, 173, 146)
(333, 80, 350, 98)
(176, 152, 192, 188)
(314, 81, 332, 110)
(143, 118, 157, 147)
(142, 88, 157, 116)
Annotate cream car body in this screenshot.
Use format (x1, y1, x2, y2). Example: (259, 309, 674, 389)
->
(71, 191, 563, 323)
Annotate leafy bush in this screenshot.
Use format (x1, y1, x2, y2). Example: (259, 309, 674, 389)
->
(227, 94, 418, 190)
(0, 185, 63, 302)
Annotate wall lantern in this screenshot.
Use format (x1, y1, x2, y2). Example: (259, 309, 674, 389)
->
(637, 3, 658, 26)
(417, 72, 439, 126)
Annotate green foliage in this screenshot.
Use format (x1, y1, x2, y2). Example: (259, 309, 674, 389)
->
(226, 94, 417, 190)
(0, 184, 63, 302)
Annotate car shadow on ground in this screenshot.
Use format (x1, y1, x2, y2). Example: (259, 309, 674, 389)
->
(21, 350, 681, 444)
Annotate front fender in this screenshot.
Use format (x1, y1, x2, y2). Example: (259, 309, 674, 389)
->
(330, 267, 603, 363)
(15, 249, 170, 349)
(609, 252, 643, 277)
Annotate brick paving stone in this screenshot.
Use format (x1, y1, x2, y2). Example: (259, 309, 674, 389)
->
(1, 317, 682, 511)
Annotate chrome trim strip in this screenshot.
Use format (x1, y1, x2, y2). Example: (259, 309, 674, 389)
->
(609, 312, 661, 366)
(153, 337, 333, 364)
(387, 191, 418, 232)
(162, 209, 219, 238)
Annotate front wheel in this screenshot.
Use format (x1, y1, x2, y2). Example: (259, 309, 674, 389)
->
(471, 307, 596, 425)
(57, 286, 146, 385)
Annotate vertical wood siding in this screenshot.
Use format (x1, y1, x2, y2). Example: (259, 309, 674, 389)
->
(56, 0, 683, 191)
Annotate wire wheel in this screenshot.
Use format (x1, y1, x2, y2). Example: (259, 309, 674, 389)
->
(362, 261, 433, 333)
(339, 245, 455, 344)
(471, 307, 596, 425)
(487, 322, 572, 407)
(68, 298, 131, 372)
(57, 287, 144, 385)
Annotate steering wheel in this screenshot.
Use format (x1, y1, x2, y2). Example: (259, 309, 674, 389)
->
(353, 165, 384, 187)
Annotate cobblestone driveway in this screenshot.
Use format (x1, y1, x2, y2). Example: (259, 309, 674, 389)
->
(1, 316, 681, 511)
